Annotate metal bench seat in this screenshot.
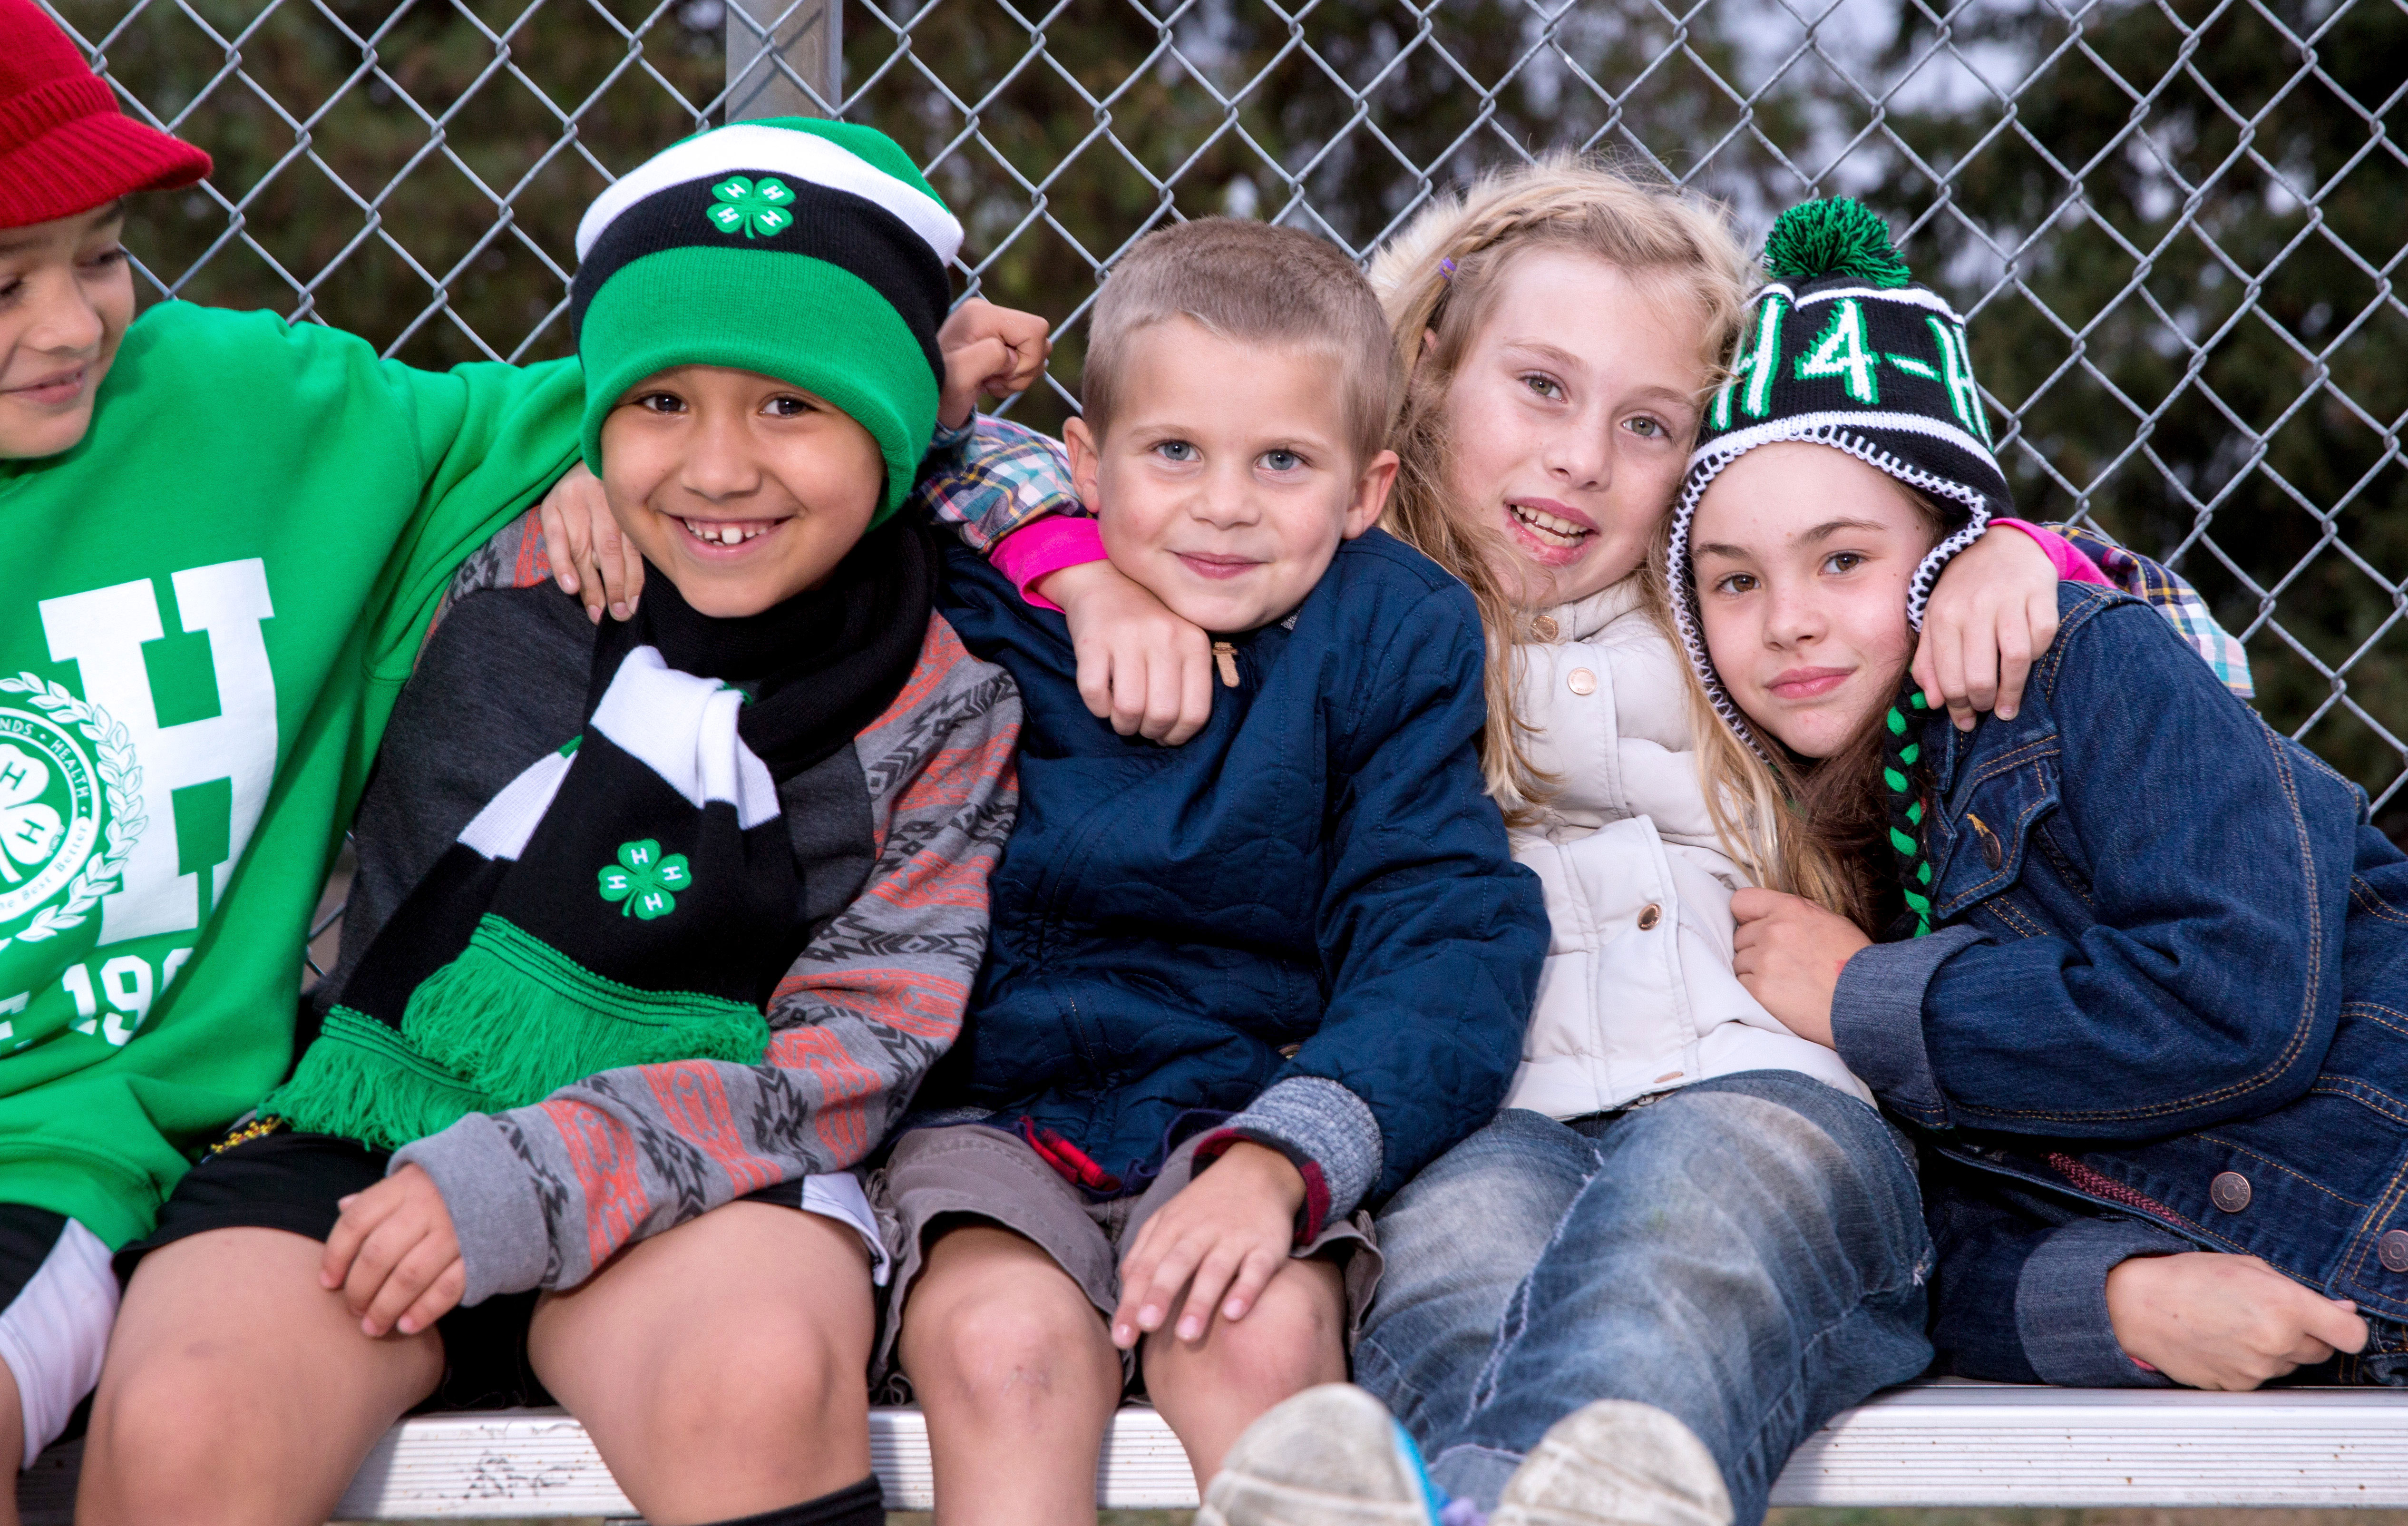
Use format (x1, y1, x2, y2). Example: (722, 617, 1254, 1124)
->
(19, 1382, 2405, 1519)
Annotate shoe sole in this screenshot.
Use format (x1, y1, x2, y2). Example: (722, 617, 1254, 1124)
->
(1490, 1399, 1733, 1526)
(1199, 1383, 1442, 1526)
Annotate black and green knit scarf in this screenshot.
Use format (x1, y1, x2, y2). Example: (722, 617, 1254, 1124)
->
(268, 522, 936, 1151)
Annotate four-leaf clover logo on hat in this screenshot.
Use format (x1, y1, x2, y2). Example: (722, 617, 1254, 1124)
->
(707, 175, 796, 238)
(598, 839, 693, 920)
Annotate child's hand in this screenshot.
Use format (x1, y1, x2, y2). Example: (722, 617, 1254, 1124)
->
(938, 297, 1052, 430)
(536, 462, 643, 625)
(2106, 1251, 2367, 1389)
(1731, 888, 1869, 1047)
(1040, 558, 1216, 745)
(320, 1164, 465, 1340)
(1916, 526, 2060, 731)
(1111, 1142, 1304, 1350)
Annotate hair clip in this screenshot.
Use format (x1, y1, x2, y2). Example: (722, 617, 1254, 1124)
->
(1438, 257, 1458, 281)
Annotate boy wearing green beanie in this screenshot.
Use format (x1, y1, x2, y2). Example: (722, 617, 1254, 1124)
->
(80, 119, 1024, 1526)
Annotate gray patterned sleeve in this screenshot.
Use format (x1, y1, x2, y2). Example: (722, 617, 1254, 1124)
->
(395, 614, 1021, 1302)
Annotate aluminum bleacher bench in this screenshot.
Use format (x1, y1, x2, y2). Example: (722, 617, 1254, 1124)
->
(16, 1383, 2406, 1520)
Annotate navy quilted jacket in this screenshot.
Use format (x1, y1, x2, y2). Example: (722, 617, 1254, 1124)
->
(925, 530, 1547, 1216)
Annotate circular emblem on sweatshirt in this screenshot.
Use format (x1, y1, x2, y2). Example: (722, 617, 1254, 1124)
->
(0, 674, 142, 958)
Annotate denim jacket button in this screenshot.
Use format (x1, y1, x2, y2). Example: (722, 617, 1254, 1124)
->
(2382, 1230, 2408, 1273)
(2210, 1171, 2252, 1213)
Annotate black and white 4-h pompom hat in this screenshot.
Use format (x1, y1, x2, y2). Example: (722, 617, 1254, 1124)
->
(1666, 197, 2013, 744)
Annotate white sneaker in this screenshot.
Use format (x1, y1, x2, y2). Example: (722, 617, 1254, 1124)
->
(1490, 1400, 1733, 1526)
(1199, 1382, 1448, 1526)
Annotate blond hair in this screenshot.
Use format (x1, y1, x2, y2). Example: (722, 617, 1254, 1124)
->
(1365, 152, 1756, 816)
(1083, 217, 1399, 465)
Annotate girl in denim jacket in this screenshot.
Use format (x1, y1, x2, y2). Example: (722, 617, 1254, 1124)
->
(1672, 200, 2390, 1393)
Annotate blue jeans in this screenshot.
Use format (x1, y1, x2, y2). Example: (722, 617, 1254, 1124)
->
(1352, 1072, 1932, 1526)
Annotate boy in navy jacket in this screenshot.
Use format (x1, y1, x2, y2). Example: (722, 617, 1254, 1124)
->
(876, 217, 1548, 1517)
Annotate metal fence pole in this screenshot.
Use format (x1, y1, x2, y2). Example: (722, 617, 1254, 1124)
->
(726, 0, 840, 120)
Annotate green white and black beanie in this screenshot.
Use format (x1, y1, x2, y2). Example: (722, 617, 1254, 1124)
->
(570, 117, 963, 520)
(1667, 197, 2013, 738)
(1666, 198, 2011, 938)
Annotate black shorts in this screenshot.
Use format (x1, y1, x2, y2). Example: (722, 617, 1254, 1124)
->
(126, 1123, 833, 1411)
(123, 1126, 553, 1409)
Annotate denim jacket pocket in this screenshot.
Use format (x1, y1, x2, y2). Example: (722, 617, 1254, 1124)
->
(1932, 743, 2063, 920)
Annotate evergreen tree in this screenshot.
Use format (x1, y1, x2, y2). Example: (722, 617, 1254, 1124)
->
(1869, 0, 2408, 830)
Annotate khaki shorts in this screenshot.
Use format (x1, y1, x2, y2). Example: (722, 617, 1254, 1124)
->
(868, 1124, 1381, 1396)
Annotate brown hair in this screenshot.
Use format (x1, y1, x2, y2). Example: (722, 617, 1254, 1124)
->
(1081, 217, 1400, 466)
(1365, 154, 1758, 813)
(1675, 472, 1954, 929)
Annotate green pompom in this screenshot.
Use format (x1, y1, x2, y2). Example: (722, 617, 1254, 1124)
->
(1764, 199, 1912, 288)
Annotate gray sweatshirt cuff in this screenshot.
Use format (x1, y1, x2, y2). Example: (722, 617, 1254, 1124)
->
(1205, 1076, 1384, 1237)
(1831, 925, 1987, 1128)
(390, 1113, 552, 1308)
(2016, 1216, 2191, 1387)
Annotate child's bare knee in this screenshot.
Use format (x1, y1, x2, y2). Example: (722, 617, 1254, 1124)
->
(904, 1269, 1109, 1414)
(643, 1316, 862, 1450)
(82, 1357, 249, 1524)
(1154, 1259, 1345, 1395)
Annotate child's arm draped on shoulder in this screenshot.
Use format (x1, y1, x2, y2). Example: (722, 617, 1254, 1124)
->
(908, 303, 1219, 745)
(323, 645, 1022, 1328)
(1916, 520, 2072, 730)
(937, 296, 1051, 431)
(536, 462, 638, 624)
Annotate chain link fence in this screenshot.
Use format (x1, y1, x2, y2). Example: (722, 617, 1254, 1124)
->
(40, 0, 2408, 843)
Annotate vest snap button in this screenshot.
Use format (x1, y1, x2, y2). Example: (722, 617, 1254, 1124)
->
(2383, 1230, 2408, 1273)
(1531, 616, 1560, 642)
(1567, 668, 1597, 696)
(1637, 903, 1662, 931)
(2210, 1170, 2251, 1213)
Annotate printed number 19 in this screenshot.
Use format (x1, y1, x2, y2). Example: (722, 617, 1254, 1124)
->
(60, 949, 188, 1047)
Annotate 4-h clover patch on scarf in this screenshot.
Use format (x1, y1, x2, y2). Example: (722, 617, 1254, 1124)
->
(267, 521, 936, 1151)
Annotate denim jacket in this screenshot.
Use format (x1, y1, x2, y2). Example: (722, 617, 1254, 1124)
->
(1834, 582, 2408, 1385)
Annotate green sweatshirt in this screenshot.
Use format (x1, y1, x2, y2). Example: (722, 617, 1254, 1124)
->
(0, 301, 581, 1247)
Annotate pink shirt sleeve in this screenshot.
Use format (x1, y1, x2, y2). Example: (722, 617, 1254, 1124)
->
(1994, 518, 2112, 587)
(991, 517, 1108, 612)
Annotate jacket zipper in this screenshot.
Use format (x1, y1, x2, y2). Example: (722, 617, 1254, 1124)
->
(1212, 640, 1239, 688)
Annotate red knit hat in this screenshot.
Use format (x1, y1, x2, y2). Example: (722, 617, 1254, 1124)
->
(0, 0, 211, 230)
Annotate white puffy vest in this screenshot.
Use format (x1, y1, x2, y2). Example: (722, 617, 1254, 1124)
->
(1502, 577, 1872, 1118)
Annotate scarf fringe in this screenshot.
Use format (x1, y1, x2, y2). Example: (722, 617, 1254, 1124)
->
(401, 916, 771, 1108)
(265, 1008, 496, 1152)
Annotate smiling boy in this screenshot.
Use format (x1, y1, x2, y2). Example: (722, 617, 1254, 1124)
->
(878, 218, 1548, 1524)
(0, 1, 588, 1500)
(77, 119, 1020, 1526)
